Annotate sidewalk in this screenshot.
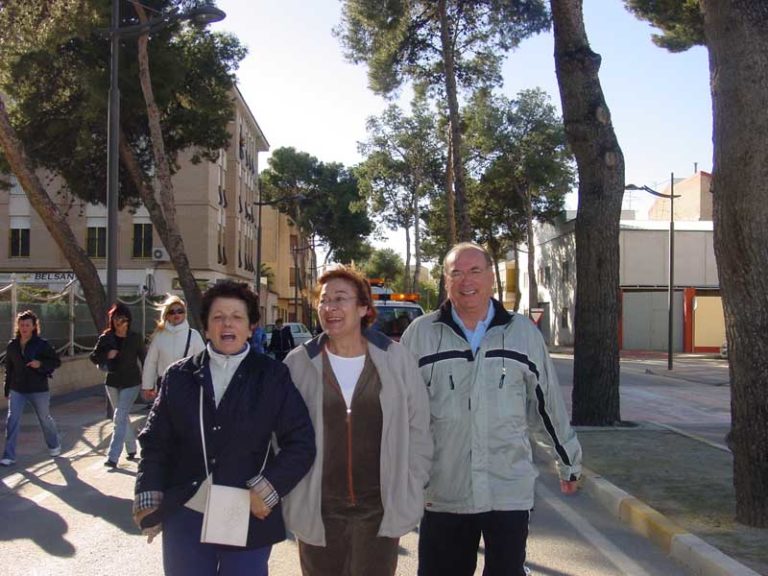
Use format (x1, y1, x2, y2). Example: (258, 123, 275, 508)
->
(549, 349, 767, 575)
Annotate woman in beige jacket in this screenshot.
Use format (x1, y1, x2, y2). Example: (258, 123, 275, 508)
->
(283, 265, 432, 576)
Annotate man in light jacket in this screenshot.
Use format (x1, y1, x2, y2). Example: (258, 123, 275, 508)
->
(401, 242, 582, 576)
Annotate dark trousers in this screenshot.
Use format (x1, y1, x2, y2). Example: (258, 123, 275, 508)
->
(274, 351, 289, 362)
(298, 500, 398, 576)
(418, 509, 530, 576)
(162, 507, 271, 576)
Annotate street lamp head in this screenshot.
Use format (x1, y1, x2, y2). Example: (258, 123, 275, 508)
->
(625, 183, 679, 199)
(185, 6, 226, 26)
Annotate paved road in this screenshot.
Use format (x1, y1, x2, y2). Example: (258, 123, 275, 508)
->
(0, 355, 730, 575)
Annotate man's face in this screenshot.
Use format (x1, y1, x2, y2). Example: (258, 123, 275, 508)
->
(445, 248, 493, 319)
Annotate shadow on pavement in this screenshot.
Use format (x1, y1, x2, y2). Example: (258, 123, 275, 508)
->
(0, 489, 76, 557)
(19, 457, 138, 536)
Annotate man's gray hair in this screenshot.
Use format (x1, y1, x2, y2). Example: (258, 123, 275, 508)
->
(443, 242, 493, 272)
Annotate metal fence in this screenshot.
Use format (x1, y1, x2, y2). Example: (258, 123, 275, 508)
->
(0, 278, 159, 358)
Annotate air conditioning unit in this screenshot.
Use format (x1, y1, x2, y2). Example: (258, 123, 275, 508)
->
(152, 247, 170, 262)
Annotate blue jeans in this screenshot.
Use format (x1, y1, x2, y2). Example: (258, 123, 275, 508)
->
(2, 390, 60, 461)
(163, 506, 271, 576)
(105, 385, 139, 463)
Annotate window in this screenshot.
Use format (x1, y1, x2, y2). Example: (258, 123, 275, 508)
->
(132, 223, 153, 258)
(560, 307, 569, 329)
(289, 267, 297, 287)
(562, 260, 570, 284)
(87, 226, 107, 258)
(10, 228, 30, 257)
(544, 266, 551, 286)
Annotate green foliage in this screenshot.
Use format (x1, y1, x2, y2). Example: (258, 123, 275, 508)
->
(463, 87, 573, 249)
(356, 98, 443, 236)
(623, 0, 705, 52)
(337, 0, 551, 97)
(260, 147, 375, 264)
(0, 0, 245, 206)
(360, 248, 405, 287)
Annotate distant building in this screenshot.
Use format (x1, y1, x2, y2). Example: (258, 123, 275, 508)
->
(516, 171, 723, 352)
(0, 86, 313, 326)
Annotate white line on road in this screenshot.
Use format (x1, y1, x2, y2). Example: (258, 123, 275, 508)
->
(537, 482, 655, 576)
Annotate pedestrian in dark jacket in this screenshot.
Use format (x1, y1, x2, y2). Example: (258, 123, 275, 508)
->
(133, 280, 315, 576)
(89, 302, 146, 468)
(2, 310, 62, 467)
(269, 318, 295, 361)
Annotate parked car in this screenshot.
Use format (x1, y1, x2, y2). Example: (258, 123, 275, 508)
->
(372, 300, 425, 341)
(265, 322, 313, 347)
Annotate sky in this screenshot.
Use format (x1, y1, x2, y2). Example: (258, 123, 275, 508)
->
(211, 0, 713, 258)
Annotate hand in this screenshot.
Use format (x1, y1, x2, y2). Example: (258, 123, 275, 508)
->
(249, 490, 271, 520)
(107, 349, 119, 359)
(143, 523, 162, 543)
(134, 507, 162, 543)
(133, 506, 157, 529)
(560, 479, 579, 495)
(26, 360, 41, 369)
(141, 390, 158, 402)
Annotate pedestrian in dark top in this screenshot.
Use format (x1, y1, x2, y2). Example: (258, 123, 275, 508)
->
(133, 280, 315, 576)
(269, 318, 295, 361)
(89, 302, 146, 469)
(2, 310, 62, 467)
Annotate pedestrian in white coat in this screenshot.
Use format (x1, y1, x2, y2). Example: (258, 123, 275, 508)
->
(141, 295, 205, 402)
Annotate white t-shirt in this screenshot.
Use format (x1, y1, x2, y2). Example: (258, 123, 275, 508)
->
(326, 350, 366, 409)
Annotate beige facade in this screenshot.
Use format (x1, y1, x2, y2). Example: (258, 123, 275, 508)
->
(0, 86, 312, 326)
(648, 171, 713, 221)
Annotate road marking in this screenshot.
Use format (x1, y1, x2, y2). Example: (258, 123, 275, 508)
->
(537, 482, 656, 576)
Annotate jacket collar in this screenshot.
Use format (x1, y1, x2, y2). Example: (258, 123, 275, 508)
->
(303, 327, 392, 360)
(434, 299, 513, 340)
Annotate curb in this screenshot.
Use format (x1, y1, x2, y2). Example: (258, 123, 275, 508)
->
(582, 470, 761, 576)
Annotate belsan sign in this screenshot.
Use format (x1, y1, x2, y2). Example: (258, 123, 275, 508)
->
(32, 272, 78, 282)
(0, 271, 79, 284)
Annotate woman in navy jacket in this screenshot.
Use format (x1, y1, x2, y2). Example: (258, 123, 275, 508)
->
(133, 280, 315, 576)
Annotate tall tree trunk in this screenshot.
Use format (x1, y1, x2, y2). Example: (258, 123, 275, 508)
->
(513, 245, 522, 312)
(444, 125, 458, 245)
(134, 6, 203, 330)
(702, 0, 768, 527)
(0, 96, 107, 331)
(437, 0, 470, 241)
(551, 0, 623, 426)
(404, 224, 412, 293)
(489, 239, 504, 303)
(525, 188, 539, 312)
(412, 189, 422, 291)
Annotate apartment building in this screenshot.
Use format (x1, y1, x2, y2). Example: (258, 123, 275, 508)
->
(0, 86, 313, 326)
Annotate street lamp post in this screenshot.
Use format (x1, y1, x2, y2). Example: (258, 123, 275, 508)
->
(106, 1, 225, 304)
(626, 172, 679, 370)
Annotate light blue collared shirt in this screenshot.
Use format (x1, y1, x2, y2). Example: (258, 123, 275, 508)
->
(451, 300, 495, 355)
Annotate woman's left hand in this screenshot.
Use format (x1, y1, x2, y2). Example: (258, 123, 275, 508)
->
(26, 360, 41, 369)
(249, 490, 271, 520)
